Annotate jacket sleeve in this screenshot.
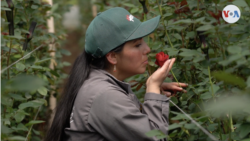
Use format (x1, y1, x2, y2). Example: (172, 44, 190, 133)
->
(88, 89, 170, 141)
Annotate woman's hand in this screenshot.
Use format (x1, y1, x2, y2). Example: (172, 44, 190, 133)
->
(160, 82, 188, 97)
(146, 58, 176, 94)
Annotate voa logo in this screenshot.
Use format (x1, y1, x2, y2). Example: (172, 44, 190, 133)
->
(222, 5, 241, 23)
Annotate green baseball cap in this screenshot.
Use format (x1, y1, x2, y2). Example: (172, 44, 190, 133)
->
(85, 7, 161, 58)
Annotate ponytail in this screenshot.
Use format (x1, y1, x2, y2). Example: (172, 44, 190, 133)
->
(45, 44, 124, 141)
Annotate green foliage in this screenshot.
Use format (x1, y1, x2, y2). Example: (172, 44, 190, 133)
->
(1, 0, 69, 140)
(97, 0, 250, 140)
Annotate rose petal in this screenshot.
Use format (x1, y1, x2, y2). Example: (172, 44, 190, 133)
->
(155, 52, 169, 67)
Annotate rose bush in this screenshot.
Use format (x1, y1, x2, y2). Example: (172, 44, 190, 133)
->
(1, 0, 71, 140)
(96, 0, 250, 140)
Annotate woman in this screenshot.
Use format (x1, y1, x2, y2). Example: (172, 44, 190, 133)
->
(45, 7, 187, 141)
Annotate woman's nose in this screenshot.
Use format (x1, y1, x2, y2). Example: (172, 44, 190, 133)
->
(141, 38, 150, 54)
(144, 44, 151, 55)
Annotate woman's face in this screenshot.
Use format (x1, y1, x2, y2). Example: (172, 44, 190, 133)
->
(116, 38, 151, 78)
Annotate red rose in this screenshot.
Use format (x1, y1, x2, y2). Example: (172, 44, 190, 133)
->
(1, 32, 9, 35)
(155, 51, 169, 67)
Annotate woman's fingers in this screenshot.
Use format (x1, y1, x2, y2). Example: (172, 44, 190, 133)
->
(161, 58, 176, 75)
(182, 89, 187, 93)
(162, 91, 171, 97)
(146, 58, 176, 94)
(172, 82, 188, 87)
(171, 86, 187, 93)
(149, 58, 176, 84)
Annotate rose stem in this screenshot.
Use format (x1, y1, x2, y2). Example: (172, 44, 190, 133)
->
(156, 0, 182, 88)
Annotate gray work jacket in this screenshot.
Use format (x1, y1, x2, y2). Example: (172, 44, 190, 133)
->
(64, 68, 170, 141)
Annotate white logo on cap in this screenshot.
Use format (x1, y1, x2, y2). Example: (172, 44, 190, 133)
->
(126, 15, 134, 22)
(222, 5, 241, 23)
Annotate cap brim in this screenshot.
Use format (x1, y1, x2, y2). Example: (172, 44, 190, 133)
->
(126, 15, 161, 41)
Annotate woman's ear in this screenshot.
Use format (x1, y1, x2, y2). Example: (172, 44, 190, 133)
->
(106, 52, 117, 65)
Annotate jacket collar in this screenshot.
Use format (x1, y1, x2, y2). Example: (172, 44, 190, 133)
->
(90, 68, 133, 94)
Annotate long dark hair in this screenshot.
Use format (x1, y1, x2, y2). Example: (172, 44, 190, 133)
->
(44, 44, 124, 141)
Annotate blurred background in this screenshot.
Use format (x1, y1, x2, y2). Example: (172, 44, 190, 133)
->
(1, 0, 250, 140)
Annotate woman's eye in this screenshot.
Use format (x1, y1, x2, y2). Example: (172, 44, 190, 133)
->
(135, 44, 141, 47)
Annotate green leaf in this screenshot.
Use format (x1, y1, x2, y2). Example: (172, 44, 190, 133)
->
(171, 113, 189, 120)
(11, 123, 28, 131)
(35, 58, 51, 64)
(131, 7, 139, 14)
(50, 70, 60, 77)
(9, 93, 26, 101)
(15, 3, 24, 9)
(184, 123, 196, 129)
(193, 55, 205, 63)
(33, 0, 41, 4)
(193, 11, 202, 17)
(0, 34, 5, 46)
(213, 0, 220, 4)
(233, 0, 248, 7)
(37, 87, 47, 96)
(207, 123, 218, 132)
(227, 46, 242, 54)
(241, 138, 250, 141)
(1, 7, 11, 11)
(1, 81, 8, 96)
(122, 3, 135, 7)
(51, 3, 59, 13)
(15, 123, 28, 131)
(173, 19, 193, 24)
(196, 24, 214, 31)
(1, 46, 17, 53)
(247, 76, 250, 88)
(200, 92, 212, 99)
(228, 54, 242, 63)
(25, 93, 32, 99)
(10, 75, 46, 91)
(48, 33, 58, 40)
(31, 65, 43, 69)
(245, 0, 250, 7)
(188, 103, 196, 110)
(179, 49, 202, 57)
(170, 97, 178, 107)
(1, 1, 8, 7)
(172, 33, 182, 40)
(209, 84, 220, 94)
(1, 97, 13, 107)
(169, 25, 185, 32)
(33, 128, 40, 135)
(164, 48, 179, 57)
(25, 120, 45, 126)
(31, 4, 38, 9)
(16, 63, 26, 71)
(239, 123, 250, 138)
(60, 49, 71, 56)
(7, 34, 24, 40)
(145, 129, 167, 139)
(18, 99, 45, 109)
(168, 123, 182, 130)
(163, 13, 172, 18)
(14, 110, 26, 122)
(1, 125, 13, 134)
(186, 31, 195, 38)
(195, 17, 205, 23)
(8, 136, 26, 141)
(63, 61, 71, 66)
(25, 56, 36, 65)
(212, 71, 246, 88)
